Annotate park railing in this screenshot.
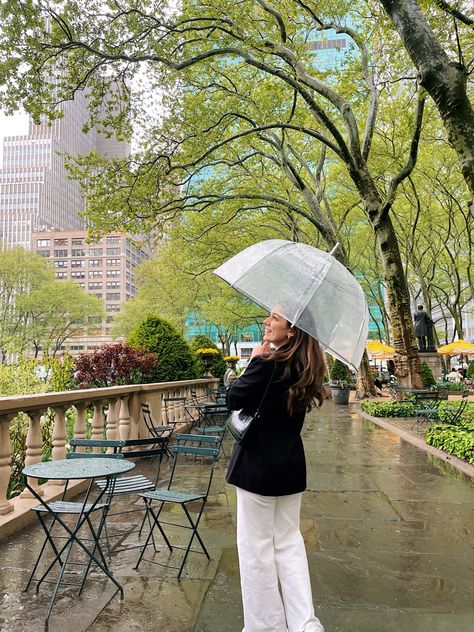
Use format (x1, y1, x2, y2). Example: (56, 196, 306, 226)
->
(0, 378, 217, 537)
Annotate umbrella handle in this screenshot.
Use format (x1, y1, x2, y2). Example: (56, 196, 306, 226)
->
(329, 242, 340, 256)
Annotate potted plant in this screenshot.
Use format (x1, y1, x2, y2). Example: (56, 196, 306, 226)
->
(329, 359, 351, 404)
(195, 348, 220, 376)
(224, 355, 239, 368)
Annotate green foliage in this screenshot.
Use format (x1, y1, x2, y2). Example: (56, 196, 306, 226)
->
(128, 316, 199, 382)
(437, 401, 474, 425)
(437, 380, 465, 391)
(329, 360, 351, 386)
(421, 361, 436, 388)
(360, 400, 416, 417)
(425, 423, 474, 464)
(467, 362, 474, 379)
(189, 335, 227, 380)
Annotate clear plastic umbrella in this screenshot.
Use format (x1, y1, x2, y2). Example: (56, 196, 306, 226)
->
(213, 240, 369, 370)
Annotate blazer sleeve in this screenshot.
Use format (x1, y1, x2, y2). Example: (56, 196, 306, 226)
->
(226, 356, 275, 411)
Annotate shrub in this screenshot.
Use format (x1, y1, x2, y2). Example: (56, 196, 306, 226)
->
(74, 342, 159, 388)
(329, 359, 351, 386)
(129, 316, 200, 382)
(437, 401, 474, 425)
(425, 423, 474, 464)
(421, 361, 436, 388)
(467, 362, 474, 380)
(360, 400, 416, 417)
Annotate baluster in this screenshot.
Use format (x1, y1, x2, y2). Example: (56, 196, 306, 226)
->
(91, 402, 104, 451)
(106, 398, 119, 443)
(20, 411, 44, 498)
(0, 415, 14, 515)
(118, 397, 130, 446)
(48, 406, 67, 490)
(73, 402, 88, 451)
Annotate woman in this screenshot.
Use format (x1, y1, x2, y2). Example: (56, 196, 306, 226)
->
(226, 310, 326, 632)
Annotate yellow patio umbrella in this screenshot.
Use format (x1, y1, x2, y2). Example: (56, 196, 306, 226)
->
(366, 340, 395, 360)
(436, 340, 474, 356)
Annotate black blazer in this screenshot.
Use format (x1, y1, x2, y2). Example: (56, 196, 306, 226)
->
(226, 354, 307, 496)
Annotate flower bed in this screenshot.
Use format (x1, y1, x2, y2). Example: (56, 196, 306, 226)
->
(425, 421, 474, 464)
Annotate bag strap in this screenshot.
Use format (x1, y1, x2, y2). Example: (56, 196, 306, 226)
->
(254, 360, 278, 415)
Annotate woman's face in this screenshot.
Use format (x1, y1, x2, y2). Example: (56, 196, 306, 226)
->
(264, 311, 292, 349)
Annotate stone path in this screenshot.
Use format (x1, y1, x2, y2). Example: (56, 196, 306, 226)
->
(2, 402, 474, 632)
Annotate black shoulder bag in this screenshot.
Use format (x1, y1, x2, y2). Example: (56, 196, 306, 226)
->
(226, 361, 277, 444)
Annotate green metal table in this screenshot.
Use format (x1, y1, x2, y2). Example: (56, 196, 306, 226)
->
(23, 457, 135, 630)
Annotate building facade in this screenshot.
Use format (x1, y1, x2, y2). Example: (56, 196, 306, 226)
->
(32, 230, 148, 352)
(0, 94, 130, 249)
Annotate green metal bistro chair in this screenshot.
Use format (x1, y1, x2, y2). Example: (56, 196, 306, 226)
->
(141, 402, 176, 457)
(134, 433, 220, 580)
(442, 390, 469, 425)
(25, 439, 126, 600)
(70, 437, 168, 553)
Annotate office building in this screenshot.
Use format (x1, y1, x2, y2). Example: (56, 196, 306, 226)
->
(0, 92, 130, 249)
(32, 230, 148, 352)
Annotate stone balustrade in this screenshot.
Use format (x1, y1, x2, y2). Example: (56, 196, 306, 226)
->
(0, 378, 217, 539)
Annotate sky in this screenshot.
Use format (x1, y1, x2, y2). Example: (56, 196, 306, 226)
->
(0, 111, 29, 166)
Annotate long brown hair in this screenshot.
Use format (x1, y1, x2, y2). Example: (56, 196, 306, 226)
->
(267, 325, 327, 415)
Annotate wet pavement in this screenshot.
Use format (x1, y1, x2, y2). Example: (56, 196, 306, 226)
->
(1, 402, 474, 632)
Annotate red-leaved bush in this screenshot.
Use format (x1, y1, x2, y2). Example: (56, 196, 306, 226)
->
(74, 342, 159, 388)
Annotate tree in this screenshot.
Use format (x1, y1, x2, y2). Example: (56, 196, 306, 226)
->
(6, 0, 471, 387)
(378, 0, 474, 216)
(0, 246, 52, 359)
(17, 280, 104, 357)
(128, 316, 199, 382)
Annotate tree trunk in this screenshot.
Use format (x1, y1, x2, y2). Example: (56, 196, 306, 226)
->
(355, 351, 376, 398)
(372, 213, 424, 387)
(379, 0, 474, 217)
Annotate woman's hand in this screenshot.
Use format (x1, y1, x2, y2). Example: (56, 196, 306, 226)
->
(251, 341, 271, 358)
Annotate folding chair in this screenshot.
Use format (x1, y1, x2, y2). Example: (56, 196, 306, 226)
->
(412, 391, 442, 430)
(25, 439, 126, 599)
(141, 402, 175, 456)
(69, 437, 168, 553)
(134, 433, 220, 580)
(442, 390, 469, 425)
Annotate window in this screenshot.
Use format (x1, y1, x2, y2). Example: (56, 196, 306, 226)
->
(106, 292, 121, 300)
(71, 260, 85, 268)
(106, 316, 114, 324)
(71, 249, 85, 257)
(88, 270, 102, 278)
(37, 250, 50, 258)
(54, 249, 68, 257)
(89, 259, 103, 268)
(106, 236, 120, 243)
(106, 304, 121, 313)
(106, 281, 120, 289)
(106, 247, 121, 256)
(56, 271, 67, 279)
(106, 269, 120, 278)
(71, 271, 85, 279)
(54, 260, 67, 268)
(36, 239, 50, 247)
(54, 238, 68, 246)
(88, 282, 103, 290)
(71, 238, 84, 246)
(89, 248, 103, 256)
(106, 258, 120, 267)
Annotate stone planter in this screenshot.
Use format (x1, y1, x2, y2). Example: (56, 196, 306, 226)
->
(330, 385, 350, 405)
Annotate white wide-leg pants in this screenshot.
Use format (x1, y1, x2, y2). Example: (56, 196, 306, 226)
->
(236, 487, 324, 632)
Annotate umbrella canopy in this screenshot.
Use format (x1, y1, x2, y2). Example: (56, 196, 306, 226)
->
(437, 340, 474, 356)
(213, 240, 369, 370)
(366, 340, 395, 360)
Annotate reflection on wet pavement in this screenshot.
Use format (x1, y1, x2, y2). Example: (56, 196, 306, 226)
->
(1, 401, 473, 632)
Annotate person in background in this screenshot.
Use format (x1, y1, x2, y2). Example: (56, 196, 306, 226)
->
(446, 367, 462, 383)
(226, 309, 326, 632)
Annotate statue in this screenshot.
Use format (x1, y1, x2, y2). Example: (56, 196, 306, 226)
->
(413, 305, 434, 352)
